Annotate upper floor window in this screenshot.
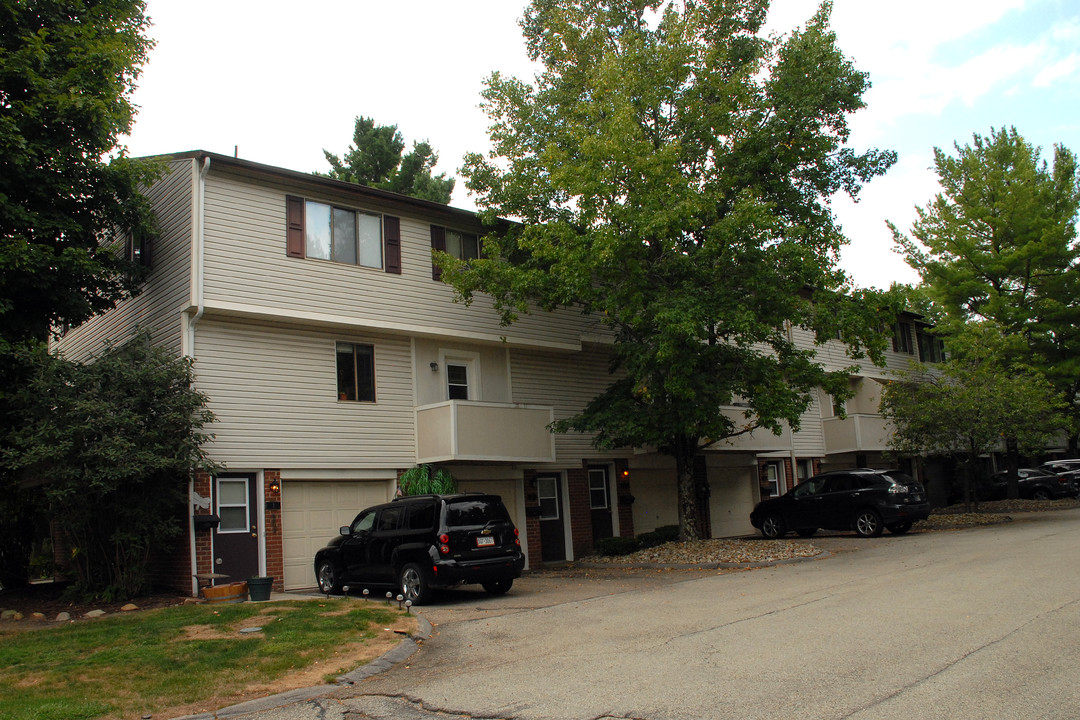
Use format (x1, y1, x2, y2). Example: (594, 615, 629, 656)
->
(336, 342, 375, 402)
(893, 322, 914, 354)
(286, 195, 401, 274)
(430, 225, 480, 280)
(445, 229, 479, 261)
(446, 363, 470, 400)
(306, 201, 383, 268)
(917, 330, 945, 363)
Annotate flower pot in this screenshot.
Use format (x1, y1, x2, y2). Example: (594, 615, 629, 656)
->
(247, 576, 274, 602)
(203, 581, 248, 604)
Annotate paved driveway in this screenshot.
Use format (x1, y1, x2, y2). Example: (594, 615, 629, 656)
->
(205, 510, 1080, 720)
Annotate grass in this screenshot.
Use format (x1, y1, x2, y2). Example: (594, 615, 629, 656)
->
(0, 599, 412, 720)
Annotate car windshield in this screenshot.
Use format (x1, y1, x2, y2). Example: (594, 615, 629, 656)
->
(446, 498, 511, 527)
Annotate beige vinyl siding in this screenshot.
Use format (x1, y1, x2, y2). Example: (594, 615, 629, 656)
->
(54, 158, 194, 361)
(510, 344, 627, 461)
(193, 318, 415, 468)
(199, 170, 601, 349)
(792, 394, 826, 456)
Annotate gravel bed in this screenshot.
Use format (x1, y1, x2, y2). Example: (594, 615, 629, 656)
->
(584, 499, 1080, 567)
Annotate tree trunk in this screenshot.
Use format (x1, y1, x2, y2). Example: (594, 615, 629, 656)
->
(673, 436, 701, 542)
(1004, 436, 1021, 500)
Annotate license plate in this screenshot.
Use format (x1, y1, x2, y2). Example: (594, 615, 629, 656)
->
(476, 536, 495, 547)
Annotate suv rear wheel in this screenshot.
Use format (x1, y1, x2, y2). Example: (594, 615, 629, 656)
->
(399, 563, 431, 605)
(853, 509, 883, 538)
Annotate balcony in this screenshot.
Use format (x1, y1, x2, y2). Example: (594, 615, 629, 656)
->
(416, 401, 556, 463)
(706, 408, 793, 452)
(823, 414, 893, 454)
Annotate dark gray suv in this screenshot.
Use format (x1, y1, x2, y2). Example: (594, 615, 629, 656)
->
(750, 468, 931, 539)
(314, 493, 525, 604)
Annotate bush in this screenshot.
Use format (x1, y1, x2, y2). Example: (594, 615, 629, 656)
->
(636, 525, 680, 549)
(594, 536, 640, 556)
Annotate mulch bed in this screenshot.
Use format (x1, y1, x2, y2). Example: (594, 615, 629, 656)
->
(0, 580, 189, 630)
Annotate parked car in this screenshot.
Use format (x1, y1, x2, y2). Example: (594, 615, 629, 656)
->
(313, 493, 525, 604)
(750, 468, 931, 539)
(978, 468, 1078, 501)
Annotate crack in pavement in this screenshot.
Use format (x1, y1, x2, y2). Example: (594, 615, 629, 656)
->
(836, 594, 1080, 719)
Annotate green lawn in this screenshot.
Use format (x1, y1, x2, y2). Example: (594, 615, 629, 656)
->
(0, 599, 412, 720)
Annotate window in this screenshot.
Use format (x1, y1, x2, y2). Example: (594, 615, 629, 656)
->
(216, 478, 249, 532)
(124, 231, 151, 267)
(430, 225, 480, 280)
(760, 462, 782, 498)
(796, 459, 813, 481)
(285, 195, 401, 273)
(447, 363, 469, 400)
(893, 322, 914, 354)
(351, 509, 376, 534)
(336, 342, 375, 402)
(832, 395, 846, 417)
(588, 467, 610, 510)
(537, 475, 559, 519)
(377, 506, 403, 532)
(405, 503, 436, 531)
(305, 201, 382, 268)
(445, 229, 479, 260)
(917, 329, 945, 363)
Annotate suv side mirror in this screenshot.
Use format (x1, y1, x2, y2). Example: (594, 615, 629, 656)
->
(339, 526, 350, 537)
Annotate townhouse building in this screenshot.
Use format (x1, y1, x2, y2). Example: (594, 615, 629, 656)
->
(54, 151, 933, 596)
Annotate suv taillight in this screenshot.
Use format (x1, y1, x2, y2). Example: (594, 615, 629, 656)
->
(514, 527, 520, 546)
(888, 484, 909, 495)
(439, 533, 450, 555)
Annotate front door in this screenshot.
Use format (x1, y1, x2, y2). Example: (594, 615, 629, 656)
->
(588, 465, 613, 542)
(213, 474, 259, 581)
(537, 474, 566, 562)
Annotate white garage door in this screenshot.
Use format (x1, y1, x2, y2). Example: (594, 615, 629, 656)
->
(710, 468, 756, 538)
(281, 481, 389, 590)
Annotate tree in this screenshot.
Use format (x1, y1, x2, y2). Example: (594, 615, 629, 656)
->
(322, 116, 455, 204)
(2, 336, 219, 600)
(891, 127, 1080, 448)
(0, 0, 159, 353)
(881, 325, 1068, 507)
(439, 0, 898, 540)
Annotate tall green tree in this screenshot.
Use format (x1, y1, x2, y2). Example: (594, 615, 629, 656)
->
(2, 336, 218, 600)
(0, 0, 158, 352)
(322, 116, 455, 204)
(440, 0, 898, 540)
(891, 127, 1080, 447)
(881, 325, 1068, 506)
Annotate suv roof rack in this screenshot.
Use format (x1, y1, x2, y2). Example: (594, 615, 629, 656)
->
(391, 491, 489, 502)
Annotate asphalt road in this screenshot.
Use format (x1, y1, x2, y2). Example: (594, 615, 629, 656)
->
(197, 510, 1080, 720)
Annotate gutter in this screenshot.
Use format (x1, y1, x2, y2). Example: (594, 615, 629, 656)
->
(187, 155, 210, 596)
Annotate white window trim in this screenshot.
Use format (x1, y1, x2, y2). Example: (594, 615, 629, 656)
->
(438, 349, 481, 402)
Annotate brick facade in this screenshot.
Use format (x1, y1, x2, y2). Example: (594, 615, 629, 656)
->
(263, 470, 284, 592)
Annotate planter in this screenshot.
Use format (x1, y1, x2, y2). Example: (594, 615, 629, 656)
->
(203, 581, 248, 604)
(247, 576, 274, 602)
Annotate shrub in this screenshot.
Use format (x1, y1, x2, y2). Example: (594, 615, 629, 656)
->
(594, 536, 640, 556)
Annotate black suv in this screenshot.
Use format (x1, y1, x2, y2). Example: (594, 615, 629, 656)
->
(313, 493, 525, 604)
(750, 468, 931, 539)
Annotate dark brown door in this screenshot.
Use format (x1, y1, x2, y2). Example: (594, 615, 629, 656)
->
(536, 474, 566, 562)
(213, 474, 259, 581)
(589, 466, 614, 542)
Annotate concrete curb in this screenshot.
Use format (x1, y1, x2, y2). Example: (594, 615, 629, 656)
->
(170, 614, 433, 720)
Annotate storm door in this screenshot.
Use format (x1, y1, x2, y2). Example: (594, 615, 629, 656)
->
(536, 474, 566, 562)
(213, 474, 259, 581)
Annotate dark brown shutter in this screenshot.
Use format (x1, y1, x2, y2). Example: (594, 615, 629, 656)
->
(384, 215, 401, 274)
(286, 195, 305, 258)
(430, 225, 446, 280)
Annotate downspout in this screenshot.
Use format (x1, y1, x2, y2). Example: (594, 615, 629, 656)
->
(188, 156, 210, 597)
(187, 156, 210, 356)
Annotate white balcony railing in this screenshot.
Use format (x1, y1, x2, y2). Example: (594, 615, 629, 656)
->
(822, 414, 893, 454)
(416, 401, 556, 463)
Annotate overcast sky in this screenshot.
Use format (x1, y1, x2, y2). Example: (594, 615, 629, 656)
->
(122, 0, 1080, 290)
